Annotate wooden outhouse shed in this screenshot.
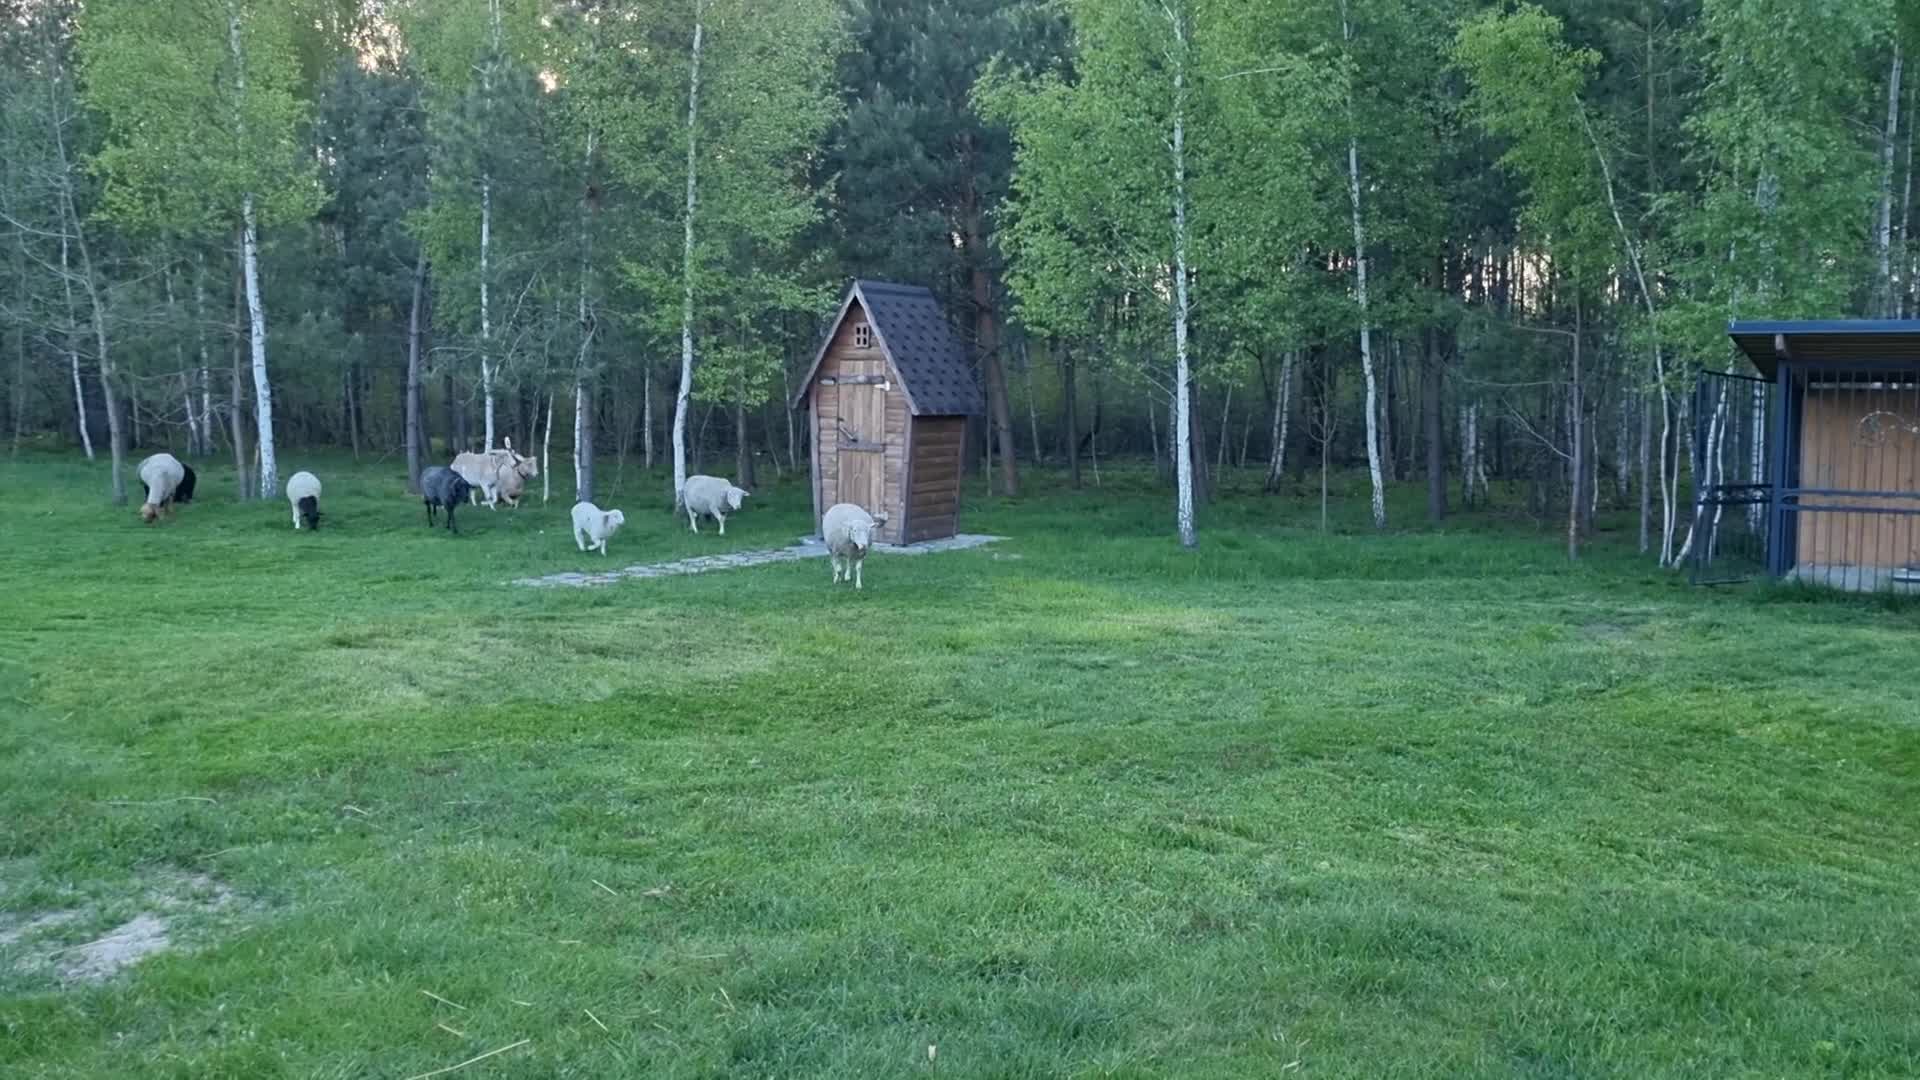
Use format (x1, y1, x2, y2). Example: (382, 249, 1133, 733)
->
(792, 280, 984, 545)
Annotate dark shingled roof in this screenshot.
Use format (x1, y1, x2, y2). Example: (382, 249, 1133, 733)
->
(792, 280, 984, 417)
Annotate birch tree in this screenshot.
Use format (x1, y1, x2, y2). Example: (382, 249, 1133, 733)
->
(81, 0, 316, 498)
(604, 0, 843, 509)
(1339, 0, 1388, 530)
(1457, 5, 1617, 560)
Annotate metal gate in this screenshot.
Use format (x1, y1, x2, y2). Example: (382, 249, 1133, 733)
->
(1689, 369, 1774, 584)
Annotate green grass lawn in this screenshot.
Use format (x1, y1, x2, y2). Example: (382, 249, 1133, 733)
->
(3, 450, 1919, 1078)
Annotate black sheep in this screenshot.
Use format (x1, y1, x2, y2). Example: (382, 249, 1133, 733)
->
(420, 466, 473, 533)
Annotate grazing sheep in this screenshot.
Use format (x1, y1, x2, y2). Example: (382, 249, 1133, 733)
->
(680, 474, 749, 535)
(136, 453, 186, 524)
(451, 438, 539, 509)
(420, 466, 473, 533)
(822, 502, 888, 590)
(570, 501, 626, 556)
(286, 470, 322, 530)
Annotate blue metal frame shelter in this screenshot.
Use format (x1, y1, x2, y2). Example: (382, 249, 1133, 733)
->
(1719, 320, 1920, 588)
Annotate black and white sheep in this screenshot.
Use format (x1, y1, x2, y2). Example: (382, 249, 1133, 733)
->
(286, 470, 322, 530)
(420, 466, 473, 533)
(136, 453, 186, 524)
(822, 502, 887, 589)
(570, 501, 626, 556)
(679, 474, 749, 535)
(139, 461, 196, 508)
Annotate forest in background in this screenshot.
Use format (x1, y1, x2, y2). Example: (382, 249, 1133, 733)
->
(1, 0, 1915, 559)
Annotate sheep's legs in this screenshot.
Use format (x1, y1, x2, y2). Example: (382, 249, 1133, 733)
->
(575, 529, 586, 552)
(854, 559, 863, 590)
(716, 512, 727, 536)
(831, 555, 842, 583)
(292, 507, 301, 529)
(687, 509, 699, 534)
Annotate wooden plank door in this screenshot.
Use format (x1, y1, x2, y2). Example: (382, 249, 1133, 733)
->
(836, 359, 887, 515)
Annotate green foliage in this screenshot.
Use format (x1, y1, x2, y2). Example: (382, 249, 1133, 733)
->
(1455, 5, 1613, 289)
(1667, 0, 1896, 359)
(79, 0, 319, 236)
(604, 0, 848, 406)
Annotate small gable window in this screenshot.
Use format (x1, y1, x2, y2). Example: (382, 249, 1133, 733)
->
(853, 322, 873, 349)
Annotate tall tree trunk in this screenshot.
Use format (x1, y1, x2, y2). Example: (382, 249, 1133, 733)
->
(642, 361, 655, 470)
(475, 0, 502, 450)
(781, 348, 797, 472)
(1424, 326, 1446, 523)
(1216, 383, 1232, 472)
(1023, 340, 1043, 465)
(47, 48, 121, 497)
(1902, 77, 1917, 317)
(405, 250, 427, 492)
(226, 8, 275, 496)
(4, 144, 20, 457)
(1380, 340, 1398, 482)
(1147, 381, 1162, 481)
(1342, 0, 1387, 530)
(59, 224, 94, 461)
(230, 247, 248, 500)
(540, 391, 552, 503)
(967, 207, 1018, 496)
(574, 124, 598, 504)
(240, 192, 276, 497)
(1568, 298, 1583, 561)
(1577, 93, 1673, 564)
(1062, 347, 1080, 488)
(345, 365, 361, 460)
(1879, 43, 1905, 316)
(672, 12, 704, 509)
(1169, 12, 1196, 548)
(1265, 352, 1295, 493)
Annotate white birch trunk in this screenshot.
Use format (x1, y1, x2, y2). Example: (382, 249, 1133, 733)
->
(1576, 96, 1674, 565)
(479, 0, 501, 451)
(1879, 44, 1904, 316)
(196, 252, 212, 457)
(1266, 352, 1295, 491)
(1170, 20, 1196, 548)
(168, 271, 197, 455)
(58, 228, 93, 460)
(574, 382, 587, 500)
(543, 391, 554, 504)
(480, 177, 494, 450)
(1903, 77, 1917, 318)
(672, 15, 704, 509)
(241, 193, 275, 497)
(642, 361, 655, 470)
(1342, 0, 1387, 530)
(575, 123, 597, 504)
(228, 7, 275, 497)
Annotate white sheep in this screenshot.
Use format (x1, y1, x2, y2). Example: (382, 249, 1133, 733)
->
(822, 502, 888, 589)
(451, 438, 539, 509)
(286, 470, 322, 529)
(136, 453, 185, 524)
(680, 474, 749, 535)
(571, 501, 626, 556)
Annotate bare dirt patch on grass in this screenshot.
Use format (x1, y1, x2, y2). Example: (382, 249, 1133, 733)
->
(1, 871, 245, 985)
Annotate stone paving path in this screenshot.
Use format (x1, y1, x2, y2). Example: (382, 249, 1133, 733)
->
(512, 533, 1005, 589)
